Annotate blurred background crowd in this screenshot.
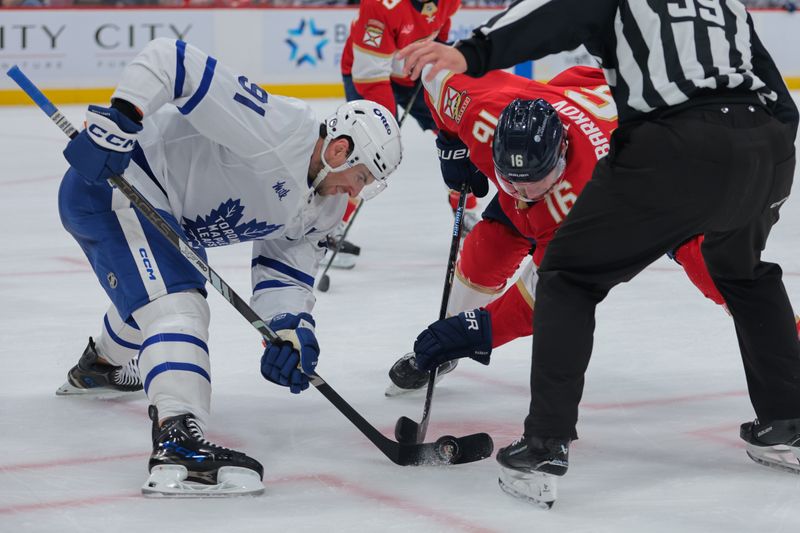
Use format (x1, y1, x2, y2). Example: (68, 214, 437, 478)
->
(0, 0, 796, 11)
(0, 0, 794, 9)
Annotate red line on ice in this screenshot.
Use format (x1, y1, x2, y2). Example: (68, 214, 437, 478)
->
(0, 175, 60, 186)
(0, 493, 140, 515)
(0, 452, 145, 473)
(271, 473, 501, 533)
(54, 256, 89, 267)
(581, 390, 748, 410)
(0, 269, 86, 278)
(455, 369, 747, 410)
(685, 424, 745, 449)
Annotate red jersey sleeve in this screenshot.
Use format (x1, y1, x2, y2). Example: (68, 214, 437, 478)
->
(673, 235, 726, 306)
(349, 0, 399, 114)
(548, 66, 607, 87)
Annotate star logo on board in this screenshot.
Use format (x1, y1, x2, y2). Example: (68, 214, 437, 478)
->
(285, 18, 329, 67)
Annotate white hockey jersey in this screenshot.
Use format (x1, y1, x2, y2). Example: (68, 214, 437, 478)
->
(112, 38, 346, 322)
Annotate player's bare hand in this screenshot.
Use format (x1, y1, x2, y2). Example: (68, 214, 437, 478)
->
(397, 41, 467, 81)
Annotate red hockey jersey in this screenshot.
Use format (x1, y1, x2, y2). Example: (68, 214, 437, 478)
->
(341, 0, 460, 115)
(424, 66, 616, 267)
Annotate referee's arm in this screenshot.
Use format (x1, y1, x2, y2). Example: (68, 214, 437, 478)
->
(455, 0, 616, 77)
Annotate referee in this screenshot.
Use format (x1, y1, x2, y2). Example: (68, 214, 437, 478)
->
(399, 0, 800, 505)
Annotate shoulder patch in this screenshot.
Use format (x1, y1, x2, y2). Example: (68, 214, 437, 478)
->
(363, 22, 385, 48)
(443, 86, 471, 124)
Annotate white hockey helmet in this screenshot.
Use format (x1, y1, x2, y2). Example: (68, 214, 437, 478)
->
(313, 100, 403, 200)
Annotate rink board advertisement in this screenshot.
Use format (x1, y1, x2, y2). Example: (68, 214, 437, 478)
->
(1, 7, 799, 104)
(0, 10, 213, 89)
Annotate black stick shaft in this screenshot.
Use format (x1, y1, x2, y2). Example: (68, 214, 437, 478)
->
(317, 197, 363, 287)
(416, 182, 469, 442)
(398, 80, 424, 127)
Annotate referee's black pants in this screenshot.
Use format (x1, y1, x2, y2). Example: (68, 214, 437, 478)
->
(526, 101, 799, 439)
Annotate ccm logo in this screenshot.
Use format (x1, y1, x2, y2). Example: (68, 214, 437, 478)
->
(88, 124, 135, 150)
(464, 310, 479, 330)
(139, 248, 157, 280)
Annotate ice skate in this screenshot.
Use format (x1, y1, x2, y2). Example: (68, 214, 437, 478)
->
(142, 406, 265, 497)
(385, 352, 458, 397)
(496, 436, 570, 509)
(740, 418, 800, 474)
(56, 337, 143, 397)
(321, 235, 361, 270)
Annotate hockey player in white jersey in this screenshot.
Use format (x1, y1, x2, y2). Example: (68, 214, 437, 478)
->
(56, 38, 402, 497)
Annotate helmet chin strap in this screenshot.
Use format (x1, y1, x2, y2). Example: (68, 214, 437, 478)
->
(312, 137, 349, 191)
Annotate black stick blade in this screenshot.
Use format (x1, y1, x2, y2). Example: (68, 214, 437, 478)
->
(396, 432, 494, 466)
(394, 416, 420, 443)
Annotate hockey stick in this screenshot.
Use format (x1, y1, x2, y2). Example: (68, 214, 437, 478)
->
(316, 197, 363, 292)
(316, 80, 425, 292)
(399, 80, 424, 128)
(395, 182, 469, 444)
(7, 65, 493, 467)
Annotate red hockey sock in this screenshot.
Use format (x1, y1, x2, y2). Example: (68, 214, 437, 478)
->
(448, 191, 478, 210)
(341, 197, 359, 224)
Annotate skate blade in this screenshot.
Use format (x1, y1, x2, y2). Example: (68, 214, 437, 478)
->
(142, 465, 265, 498)
(321, 254, 357, 270)
(498, 466, 557, 509)
(745, 443, 800, 474)
(384, 369, 453, 397)
(384, 382, 427, 397)
(55, 380, 140, 399)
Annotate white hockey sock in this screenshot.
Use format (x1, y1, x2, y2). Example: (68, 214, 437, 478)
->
(132, 290, 212, 431)
(446, 268, 503, 317)
(95, 304, 143, 367)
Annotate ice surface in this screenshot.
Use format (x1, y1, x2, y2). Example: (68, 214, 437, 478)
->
(0, 97, 799, 533)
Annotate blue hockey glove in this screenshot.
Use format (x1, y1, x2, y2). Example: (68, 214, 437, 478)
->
(261, 312, 319, 394)
(63, 104, 142, 185)
(413, 309, 492, 372)
(435, 132, 489, 198)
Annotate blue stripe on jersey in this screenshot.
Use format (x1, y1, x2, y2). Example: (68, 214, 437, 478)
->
(178, 55, 217, 115)
(175, 40, 187, 99)
(251, 256, 314, 287)
(140, 332, 209, 354)
(104, 314, 141, 351)
(131, 144, 168, 199)
(144, 362, 211, 393)
(253, 279, 294, 293)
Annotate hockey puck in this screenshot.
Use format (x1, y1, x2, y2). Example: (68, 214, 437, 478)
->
(434, 435, 461, 463)
(317, 275, 331, 292)
(394, 416, 419, 444)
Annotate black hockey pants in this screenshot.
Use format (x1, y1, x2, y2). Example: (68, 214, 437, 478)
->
(525, 99, 800, 439)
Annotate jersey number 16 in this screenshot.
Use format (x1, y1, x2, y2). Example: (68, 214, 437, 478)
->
(234, 76, 269, 117)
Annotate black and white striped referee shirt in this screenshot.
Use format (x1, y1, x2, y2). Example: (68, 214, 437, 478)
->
(456, 0, 798, 131)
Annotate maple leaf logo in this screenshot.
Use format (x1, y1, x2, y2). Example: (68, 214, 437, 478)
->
(181, 199, 283, 248)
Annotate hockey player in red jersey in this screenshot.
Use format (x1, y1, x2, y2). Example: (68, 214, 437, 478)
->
(333, 0, 480, 270)
(387, 65, 800, 394)
(341, 0, 460, 122)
